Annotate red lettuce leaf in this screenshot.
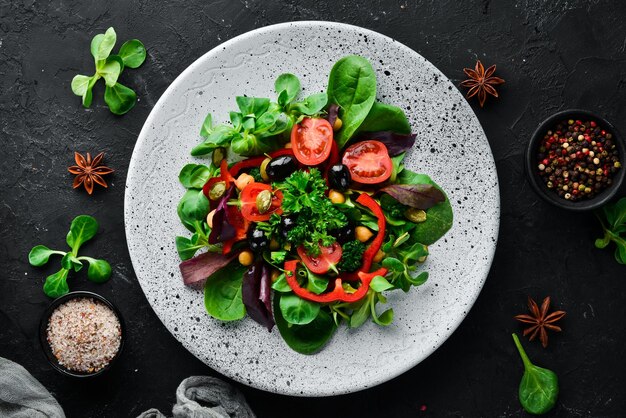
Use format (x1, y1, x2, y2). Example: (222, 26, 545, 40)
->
(242, 261, 274, 331)
(179, 251, 236, 289)
(326, 103, 339, 128)
(208, 185, 236, 244)
(380, 184, 445, 210)
(350, 131, 416, 156)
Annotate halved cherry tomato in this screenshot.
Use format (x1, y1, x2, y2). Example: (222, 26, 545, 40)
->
(297, 242, 342, 274)
(291, 118, 333, 166)
(240, 183, 283, 222)
(342, 140, 392, 184)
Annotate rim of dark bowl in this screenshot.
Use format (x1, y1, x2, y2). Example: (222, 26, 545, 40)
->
(39, 291, 125, 378)
(525, 109, 625, 211)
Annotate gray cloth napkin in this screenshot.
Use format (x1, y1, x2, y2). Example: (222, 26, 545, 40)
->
(137, 376, 255, 418)
(0, 357, 65, 418)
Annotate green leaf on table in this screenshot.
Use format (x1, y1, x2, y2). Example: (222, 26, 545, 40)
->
(28, 245, 64, 267)
(594, 197, 626, 265)
(61, 253, 83, 272)
(66, 215, 99, 251)
(279, 293, 320, 325)
(43, 268, 70, 298)
(104, 82, 137, 115)
(83, 257, 112, 283)
(91, 27, 117, 61)
(97, 58, 122, 87)
(512, 333, 559, 415)
(118, 39, 146, 68)
(71, 75, 97, 107)
(204, 262, 247, 321)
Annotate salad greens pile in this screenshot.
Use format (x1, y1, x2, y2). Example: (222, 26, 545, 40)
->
(29, 215, 112, 298)
(71, 27, 147, 115)
(175, 55, 453, 354)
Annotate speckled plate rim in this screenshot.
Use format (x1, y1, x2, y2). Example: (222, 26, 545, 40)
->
(125, 20, 500, 396)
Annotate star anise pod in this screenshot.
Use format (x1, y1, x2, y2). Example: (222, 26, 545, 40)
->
(460, 60, 505, 107)
(68, 152, 114, 195)
(514, 296, 566, 348)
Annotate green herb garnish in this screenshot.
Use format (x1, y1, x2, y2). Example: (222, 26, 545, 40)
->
(71, 27, 146, 115)
(595, 197, 626, 264)
(275, 168, 347, 256)
(28, 215, 112, 298)
(512, 333, 559, 415)
(337, 240, 365, 272)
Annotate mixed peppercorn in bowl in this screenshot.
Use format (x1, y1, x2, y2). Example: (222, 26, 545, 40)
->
(526, 109, 625, 211)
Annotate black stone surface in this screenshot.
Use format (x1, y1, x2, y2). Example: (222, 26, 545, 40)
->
(2, 1, 626, 417)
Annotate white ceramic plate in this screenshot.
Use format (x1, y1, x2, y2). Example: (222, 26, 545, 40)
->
(125, 21, 499, 396)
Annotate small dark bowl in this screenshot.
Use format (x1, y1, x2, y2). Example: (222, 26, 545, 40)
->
(525, 109, 625, 211)
(39, 291, 125, 378)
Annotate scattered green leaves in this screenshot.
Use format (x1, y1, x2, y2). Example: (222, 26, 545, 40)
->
(72, 27, 146, 115)
(28, 215, 111, 297)
(594, 197, 626, 264)
(512, 333, 559, 415)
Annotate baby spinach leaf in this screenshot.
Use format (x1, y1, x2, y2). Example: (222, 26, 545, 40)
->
(104, 82, 137, 115)
(180, 189, 210, 222)
(61, 253, 83, 272)
(279, 293, 321, 325)
(179, 164, 212, 189)
(274, 294, 337, 354)
(43, 268, 70, 298)
(275, 73, 301, 105)
(357, 101, 411, 134)
(79, 257, 112, 283)
(175, 234, 208, 261)
(28, 245, 65, 267)
(271, 273, 292, 293)
(204, 262, 247, 321)
(118, 39, 146, 68)
(327, 55, 377, 148)
(90, 27, 116, 62)
(67, 215, 99, 252)
(306, 269, 329, 295)
(512, 333, 559, 415)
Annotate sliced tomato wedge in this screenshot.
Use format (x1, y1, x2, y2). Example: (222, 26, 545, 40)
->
(342, 140, 393, 184)
(297, 242, 342, 274)
(291, 117, 334, 165)
(240, 183, 283, 222)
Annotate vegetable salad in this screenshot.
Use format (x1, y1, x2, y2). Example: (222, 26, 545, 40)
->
(175, 55, 453, 354)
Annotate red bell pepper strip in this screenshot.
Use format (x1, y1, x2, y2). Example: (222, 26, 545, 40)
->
(284, 259, 387, 303)
(228, 149, 295, 177)
(341, 193, 386, 281)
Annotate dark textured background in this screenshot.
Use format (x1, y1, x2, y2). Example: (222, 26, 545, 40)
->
(2, 1, 626, 417)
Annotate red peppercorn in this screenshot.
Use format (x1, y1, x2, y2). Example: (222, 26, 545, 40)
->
(576, 151, 582, 158)
(561, 149, 567, 155)
(576, 120, 582, 125)
(590, 121, 597, 128)
(601, 130, 606, 135)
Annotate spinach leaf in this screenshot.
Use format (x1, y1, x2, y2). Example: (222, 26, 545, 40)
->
(327, 55, 377, 148)
(594, 197, 626, 264)
(271, 273, 292, 293)
(66, 215, 99, 251)
(512, 333, 559, 415)
(274, 294, 337, 354)
(357, 101, 411, 134)
(275, 73, 301, 105)
(179, 164, 212, 189)
(175, 234, 209, 261)
(204, 262, 247, 321)
(43, 269, 70, 299)
(279, 293, 321, 325)
(118, 39, 146, 68)
(180, 189, 209, 222)
(104, 82, 137, 115)
(28, 245, 65, 266)
(398, 170, 453, 245)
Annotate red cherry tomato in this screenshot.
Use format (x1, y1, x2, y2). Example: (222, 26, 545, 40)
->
(342, 140, 393, 184)
(297, 242, 342, 274)
(240, 183, 283, 222)
(290, 118, 334, 166)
